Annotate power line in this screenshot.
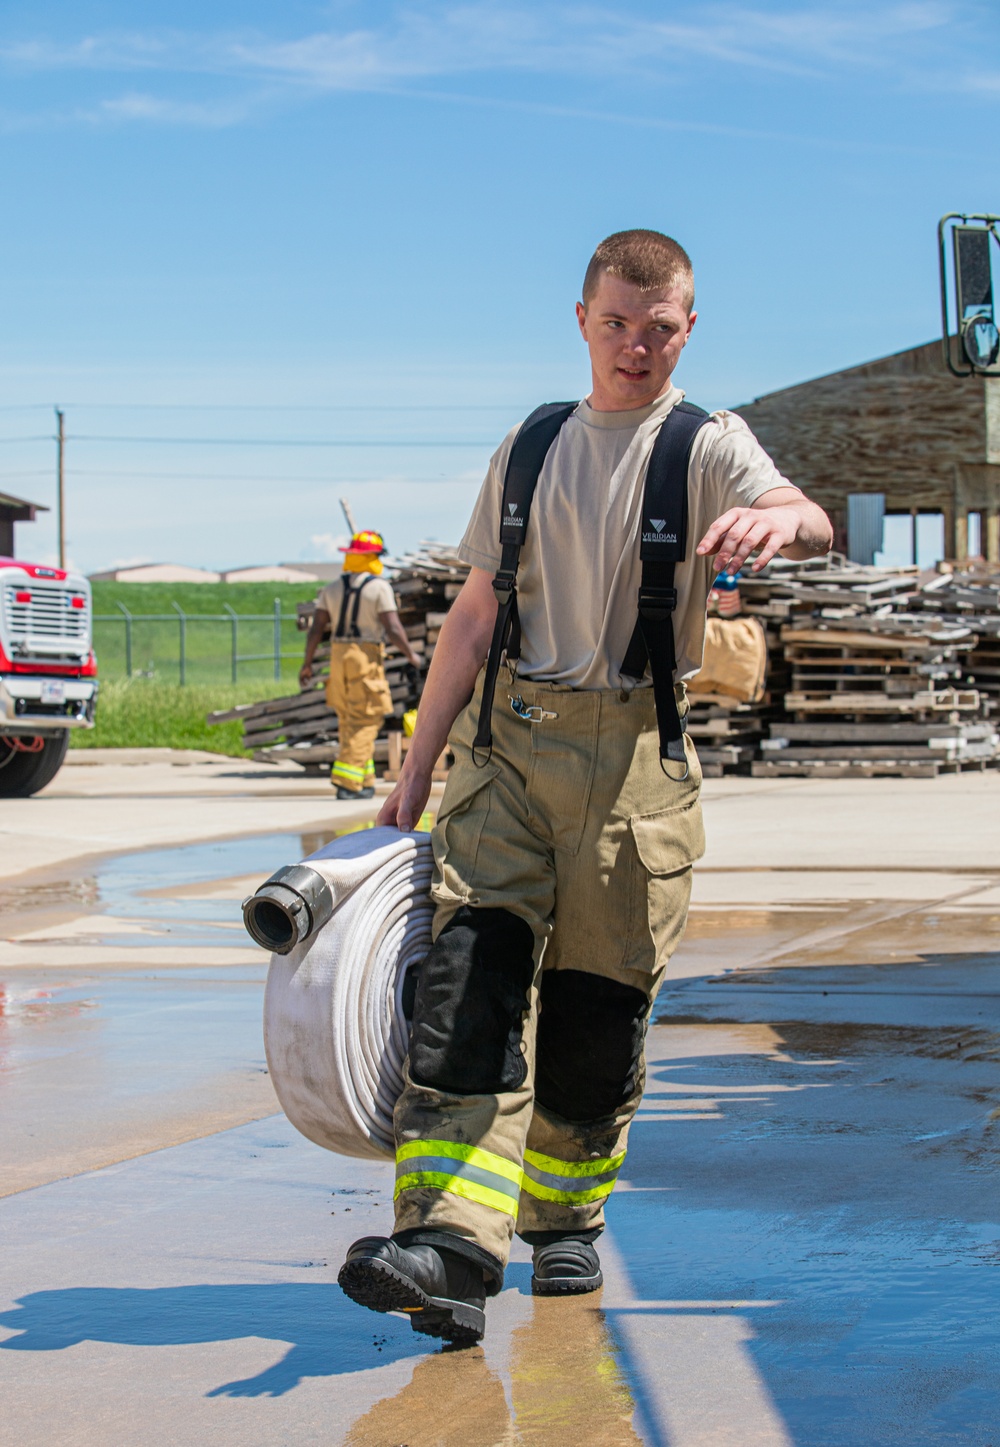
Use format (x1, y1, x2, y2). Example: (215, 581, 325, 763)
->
(65, 468, 482, 484)
(68, 435, 496, 447)
(54, 402, 524, 413)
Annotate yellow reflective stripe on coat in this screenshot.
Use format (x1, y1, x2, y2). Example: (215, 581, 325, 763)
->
(395, 1139, 522, 1218)
(520, 1148, 626, 1206)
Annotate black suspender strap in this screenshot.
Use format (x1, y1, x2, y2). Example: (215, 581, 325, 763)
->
(620, 401, 711, 771)
(334, 574, 376, 639)
(335, 578, 352, 638)
(473, 401, 578, 763)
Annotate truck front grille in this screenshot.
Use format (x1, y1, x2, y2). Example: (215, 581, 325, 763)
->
(2, 584, 90, 654)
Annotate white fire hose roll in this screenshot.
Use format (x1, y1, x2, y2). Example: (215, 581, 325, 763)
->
(258, 826, 434, 1160)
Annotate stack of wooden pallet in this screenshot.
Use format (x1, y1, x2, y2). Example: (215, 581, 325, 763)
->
(687, 699, 769, 777)
(747, 561, 998, 778)
(914, 563, 1000, 713)
(757, 719, 997, 778)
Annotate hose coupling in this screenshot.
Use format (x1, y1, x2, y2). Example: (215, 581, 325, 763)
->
(242, 864, 334, 955)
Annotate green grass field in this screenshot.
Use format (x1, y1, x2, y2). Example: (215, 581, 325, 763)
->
(69, 678, 293, 756)
(90, 580, 321, 616)
(90, 580, 319, 686)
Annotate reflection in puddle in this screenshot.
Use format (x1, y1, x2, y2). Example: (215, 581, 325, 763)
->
(344, 1295, 640, 1447)
(0, 985, 97, 1027)
(507, 1297, 641, 1445)
(0, 876, 99, 918)
(344, 1347, 511, 1447)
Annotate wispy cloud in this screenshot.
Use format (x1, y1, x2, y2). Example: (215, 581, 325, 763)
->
(0, 2, 989, 131)
(95, 91, 259, 127)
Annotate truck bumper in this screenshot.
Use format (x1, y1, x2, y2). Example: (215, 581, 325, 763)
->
(0, 676, 98, 734)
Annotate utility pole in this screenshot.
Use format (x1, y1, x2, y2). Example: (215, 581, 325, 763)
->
(55, 407, 65, 568)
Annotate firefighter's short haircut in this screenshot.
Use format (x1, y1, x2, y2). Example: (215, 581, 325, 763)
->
(582, 229, 695, 312)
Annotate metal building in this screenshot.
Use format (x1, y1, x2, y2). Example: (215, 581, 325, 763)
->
(0, 491, 47, 559)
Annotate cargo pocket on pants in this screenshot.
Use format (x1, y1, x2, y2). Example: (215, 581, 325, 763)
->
(432, 759, 503, 907)
(628, 798, 706, 976)
(357, 674, 392, 717)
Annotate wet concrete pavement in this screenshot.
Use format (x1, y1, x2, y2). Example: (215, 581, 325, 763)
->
(0, 747, 381, 878)
(1, 754, 999, 1443)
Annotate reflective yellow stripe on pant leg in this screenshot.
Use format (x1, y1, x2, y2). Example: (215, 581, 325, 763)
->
(395, 1139, 523, 1219)
(332, 762, 366, 783)
(520, 1148, 627, 1206)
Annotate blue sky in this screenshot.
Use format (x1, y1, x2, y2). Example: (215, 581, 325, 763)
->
(0, 1, 997, 572)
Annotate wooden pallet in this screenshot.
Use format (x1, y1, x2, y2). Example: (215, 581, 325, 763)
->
(752, 759, 943, 779)
(695, 742, 756, 770)
(383, 732, 452, 783)
(783, 688, 980, 715)
(760, 717, 999, 771)
(765, 720, 996, 743)
(761, 742, 997, 762)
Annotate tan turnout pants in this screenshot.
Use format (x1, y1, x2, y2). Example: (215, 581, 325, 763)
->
(393, 673, 704, 1273)
(326, 641, 392, 793)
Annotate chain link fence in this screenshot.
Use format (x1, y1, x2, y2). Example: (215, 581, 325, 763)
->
(93, 599, 306, 685)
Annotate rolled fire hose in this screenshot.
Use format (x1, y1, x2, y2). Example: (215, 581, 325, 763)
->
(244, 826, 434, 1160)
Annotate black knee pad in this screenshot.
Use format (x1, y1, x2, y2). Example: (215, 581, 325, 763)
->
(534, 970, 649, 1122)
(409, 906, 536, 1094)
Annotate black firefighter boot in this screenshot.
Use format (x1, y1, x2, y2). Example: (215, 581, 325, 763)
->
(338, 1235, 487, 1345)
(530, 1233, 604, 1296)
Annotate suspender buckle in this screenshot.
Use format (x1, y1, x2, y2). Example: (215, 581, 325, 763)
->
(492, 570, 517, 605)
(637, 585, 678, 621)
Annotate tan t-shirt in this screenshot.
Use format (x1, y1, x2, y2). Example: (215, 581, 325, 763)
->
(458, 388, 796, 688)
(317, 575, 397, 644)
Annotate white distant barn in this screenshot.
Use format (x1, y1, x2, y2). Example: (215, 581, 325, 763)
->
(222, 565, 319, 583)
(89, 563, 223, 583)
(88, 562, 322, 584)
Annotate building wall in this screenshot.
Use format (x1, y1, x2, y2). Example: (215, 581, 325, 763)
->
(734, 340, 1000, 559)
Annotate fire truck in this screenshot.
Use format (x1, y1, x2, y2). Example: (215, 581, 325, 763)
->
(0, 556, 98, 795)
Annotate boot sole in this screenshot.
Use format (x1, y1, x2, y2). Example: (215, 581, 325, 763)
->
(338, 1256, 485, 1345)
(531, 1269, 604, 1297)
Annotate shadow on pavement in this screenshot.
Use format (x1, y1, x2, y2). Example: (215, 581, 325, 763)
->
(0, 1277, 644, 1441)
(0, 1283, 421, 1397)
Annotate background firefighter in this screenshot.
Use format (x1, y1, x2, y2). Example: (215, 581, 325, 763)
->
(299, 530, 422, 800)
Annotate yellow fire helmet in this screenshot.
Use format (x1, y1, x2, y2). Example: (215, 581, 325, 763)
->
(341, 529, 387, 574)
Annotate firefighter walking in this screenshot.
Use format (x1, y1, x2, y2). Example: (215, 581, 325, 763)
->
(299, 531, 422, 799)
(336, 230, 833, 1342)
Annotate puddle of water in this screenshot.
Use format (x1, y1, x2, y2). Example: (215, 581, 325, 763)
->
(1, 818, 438, 951)
(0, 961, 275, 1195)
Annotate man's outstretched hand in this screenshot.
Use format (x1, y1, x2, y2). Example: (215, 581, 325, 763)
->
(697, 504, 801, 575)
(377, 761, 433, 833)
